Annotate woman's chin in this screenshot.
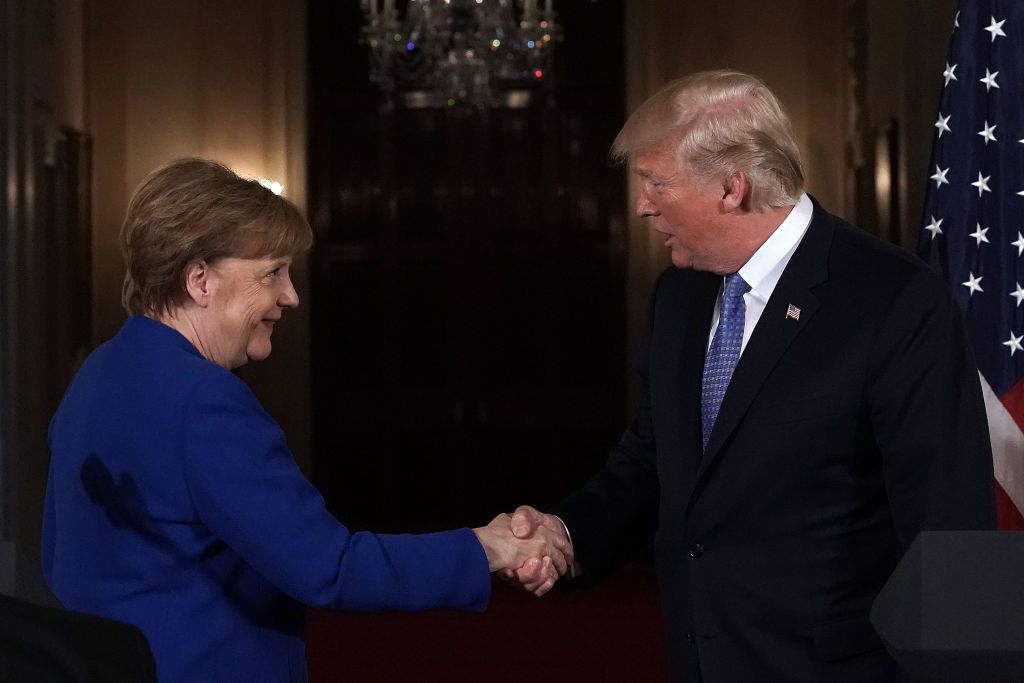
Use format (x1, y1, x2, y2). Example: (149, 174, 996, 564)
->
(246, 342, 273, 363)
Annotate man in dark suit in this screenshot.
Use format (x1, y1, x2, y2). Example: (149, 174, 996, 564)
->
(507, 70, 995, 681)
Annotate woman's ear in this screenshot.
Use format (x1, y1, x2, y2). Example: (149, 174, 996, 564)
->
(184, 261, 213, 307)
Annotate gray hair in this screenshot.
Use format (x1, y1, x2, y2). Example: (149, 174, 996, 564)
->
(612, 70, 804, 210)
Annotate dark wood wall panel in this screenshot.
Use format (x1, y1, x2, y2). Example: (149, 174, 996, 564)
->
(309, 0, 625, 533)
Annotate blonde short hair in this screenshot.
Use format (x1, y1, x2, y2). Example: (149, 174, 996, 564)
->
(612, 70, 804, 210)
(120, 158, 313, 317)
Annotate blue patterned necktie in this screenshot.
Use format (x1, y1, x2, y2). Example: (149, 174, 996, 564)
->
(701, 273, 751, 450)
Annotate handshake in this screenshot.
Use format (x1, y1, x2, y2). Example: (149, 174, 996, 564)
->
(472, 506, 573, 597)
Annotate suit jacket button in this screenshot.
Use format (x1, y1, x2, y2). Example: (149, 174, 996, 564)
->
(686, 632, 696, 643)
(688, 543, 704, 558)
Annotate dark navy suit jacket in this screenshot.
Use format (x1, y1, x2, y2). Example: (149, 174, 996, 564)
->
(555, 201, 995, 682)
(43, 315, 490, 682)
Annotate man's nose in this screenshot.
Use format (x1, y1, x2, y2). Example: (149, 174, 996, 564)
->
(636, 195, 658, 217)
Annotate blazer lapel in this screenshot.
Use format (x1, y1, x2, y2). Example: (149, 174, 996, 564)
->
(693, 204, 835, 491)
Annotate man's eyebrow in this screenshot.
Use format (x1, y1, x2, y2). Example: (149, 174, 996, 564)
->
(636, 169, 672, 184)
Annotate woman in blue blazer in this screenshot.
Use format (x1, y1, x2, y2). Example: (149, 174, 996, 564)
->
(42, 158, 569, 682)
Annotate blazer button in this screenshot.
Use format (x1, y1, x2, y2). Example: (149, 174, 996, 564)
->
(688, 543, 704, 558)
(686, 632, 696, 643)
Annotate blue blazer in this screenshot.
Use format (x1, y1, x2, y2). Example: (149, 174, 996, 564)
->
(43, 315, 490, 682)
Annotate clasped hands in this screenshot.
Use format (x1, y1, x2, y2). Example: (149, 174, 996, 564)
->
(472, 506, 573, 597)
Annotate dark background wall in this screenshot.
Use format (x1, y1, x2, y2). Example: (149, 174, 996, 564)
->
(307, 0, 626, 533)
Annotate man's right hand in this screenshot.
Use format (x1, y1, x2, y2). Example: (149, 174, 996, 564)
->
(498, 505, 575, 596)
(472, 513, 569, 596)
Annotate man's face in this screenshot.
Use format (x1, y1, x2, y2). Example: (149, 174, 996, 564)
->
(632, 147, 725, 271)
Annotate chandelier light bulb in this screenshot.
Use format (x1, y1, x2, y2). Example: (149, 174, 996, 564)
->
(360, 0, 563, 111)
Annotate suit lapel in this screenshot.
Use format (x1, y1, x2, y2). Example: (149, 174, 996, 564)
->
(692, 204, 835, 493)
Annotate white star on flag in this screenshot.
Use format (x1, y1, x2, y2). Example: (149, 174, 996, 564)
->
(935, 113, 952, 137)
(978, 121, 998, 144)
(963, 272, 984, 295)
(972, 172, 992, 196)
(924, 216, 944, 238)
(930, 165, 950, 188)
(1011, 283, 1024, 307)
(980, 68, 1001, 90)
(1014, 232, 1024, 256)
(944, 62, 958, 86)
(1004, 331, 1023, 356)
(986, 16, 1007, 41)
(970, 224, 991, 245)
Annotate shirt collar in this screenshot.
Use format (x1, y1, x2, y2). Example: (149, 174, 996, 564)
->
(737, 193, 813, 302)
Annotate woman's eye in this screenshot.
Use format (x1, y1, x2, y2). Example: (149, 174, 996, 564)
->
(267, 267, 281, 279)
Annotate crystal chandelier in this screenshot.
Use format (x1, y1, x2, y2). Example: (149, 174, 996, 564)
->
(361, 0, 562, 110)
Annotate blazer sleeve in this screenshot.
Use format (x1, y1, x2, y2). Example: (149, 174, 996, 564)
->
(181, 374, 491, 613)
(868, 268, 996, 546)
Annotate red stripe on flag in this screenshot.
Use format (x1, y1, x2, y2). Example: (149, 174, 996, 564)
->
(1000, 376, 1024, 435)
(996, 481, 1024, 530)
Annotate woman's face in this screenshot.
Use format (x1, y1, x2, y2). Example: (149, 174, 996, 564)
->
(203, 256, 298, 369)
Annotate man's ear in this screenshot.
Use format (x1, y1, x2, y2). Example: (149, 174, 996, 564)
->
(184, 260, 213, 307)
(721, 172, 750, 213)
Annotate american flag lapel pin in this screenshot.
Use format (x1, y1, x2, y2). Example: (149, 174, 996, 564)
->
(786, 304, 801, 321)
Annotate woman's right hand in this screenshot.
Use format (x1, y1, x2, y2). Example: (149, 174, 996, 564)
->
(472, 513, 568, 595)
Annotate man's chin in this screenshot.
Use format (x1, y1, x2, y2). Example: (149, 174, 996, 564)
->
(668, 250, 693, 269)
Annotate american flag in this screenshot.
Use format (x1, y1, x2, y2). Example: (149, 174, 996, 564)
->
(918, 0, 1024, 529)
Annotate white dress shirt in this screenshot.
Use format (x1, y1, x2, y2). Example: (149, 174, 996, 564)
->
(707, 193, 814, 354)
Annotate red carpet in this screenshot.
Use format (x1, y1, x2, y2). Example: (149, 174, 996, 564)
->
(306, 563, 668, 682)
